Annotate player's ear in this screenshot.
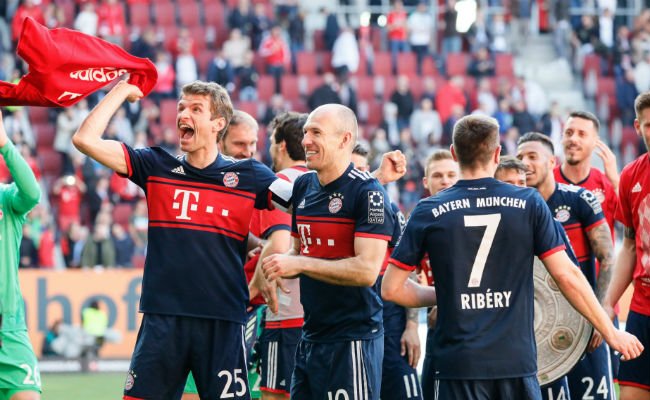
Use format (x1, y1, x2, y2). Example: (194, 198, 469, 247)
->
(493, 146, 501, 164)
(634, 118, 641, 137)
(450, 145, 459, 162)
(341, 131, 352, 149)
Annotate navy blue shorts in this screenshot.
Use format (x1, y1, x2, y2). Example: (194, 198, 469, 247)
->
(290, 337, 383, 400)
(618, 311, 650, 390)
(434, 376, 541, 400)
(540, 376, 570, 400)
(566, 341, 615, 400)
(381, 334, 421, 400)
(123, 313, 250, 400)
(421, 330, 436, 400)
(259, 326, 301, 397)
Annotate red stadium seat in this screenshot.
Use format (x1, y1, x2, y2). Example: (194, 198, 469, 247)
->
(367, 101, 383, 125)
(296, 52, 317, 75)
(381, 75, 397, 100)
(59, 0, 76, 28)
(35, 124, 56, 150)
(495, 53, 514, 77)
(189, 25, 207, 52)
(319, 52, 334, 74)
(160, 99, 178, 127)
(353, 76, 374, 101)
(421, 57, 438, 76)
(28, 107, 50, 125)
(113, 203, 134, 229)
(129, 3, 151, 27)
(39, 150, 62, 177)
(203, 1, 224, 26)
(396, 52, 417, 77)
(153, 1, 176, 27)
(196, 50, 214, 78)
(446, 53, 467, 76)
(409, 76, 423, 100)
(178, 2, 200, 27)
(236, 101, 258, 118)
(583, 54, 601, 77)
(372, 52, 392, 76)
(313, 29, 325, 51)
(257, 75, 275, 101)
(305, 75, 324, 94)
(281, 75, 300, 102)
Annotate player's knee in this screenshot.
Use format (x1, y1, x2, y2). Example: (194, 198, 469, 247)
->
(180, 393, 201, 400)
(9, 391, 40, 400)
(619, 385, 650, 400)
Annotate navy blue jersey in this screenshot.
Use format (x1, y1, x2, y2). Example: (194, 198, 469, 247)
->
(121, 144, 291, 324)
(290, 164, 395, 343)
(555, 219, 579, 266)
(546, 183, 606, 290)
(381, 202, 409, 337)
(389, 177, 565, 380)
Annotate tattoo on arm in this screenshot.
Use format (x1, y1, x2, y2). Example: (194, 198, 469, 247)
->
(624, 226, 636, 240)
(588, 223, 615, 302)
(406, 271, 420, 323)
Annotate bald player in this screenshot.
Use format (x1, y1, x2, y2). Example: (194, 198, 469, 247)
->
(262, 104, 396, 400)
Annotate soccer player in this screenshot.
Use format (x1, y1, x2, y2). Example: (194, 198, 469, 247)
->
(218, 109, 259, 160)
(419, 149, 459, 400)
(351, 143, 423, 400)
(381, 115, 642, 399)
(72, 80, 294, 400)
(517, 132, 617, 399)
(261, 104, 396, 400)
(248, 112, 309, 400)
(0, 112, 42, 400)
(602, 91, 650, 400)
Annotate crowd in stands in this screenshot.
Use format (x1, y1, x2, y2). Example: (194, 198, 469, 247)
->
(0, 0, 649, 268)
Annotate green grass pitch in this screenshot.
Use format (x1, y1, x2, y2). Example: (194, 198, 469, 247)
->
(42, 373, 126, 400)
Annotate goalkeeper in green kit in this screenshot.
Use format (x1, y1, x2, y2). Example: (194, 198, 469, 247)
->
(0, 110, 42, 400)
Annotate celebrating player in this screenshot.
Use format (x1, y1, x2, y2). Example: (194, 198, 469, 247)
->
(517, 132, 616, 400)
(73, 80, 293, 400)
(262, 104, 396, 400)
(381, 115, 642, 399)
(602, 91, 650, 400)
(0, 112, 42, 400)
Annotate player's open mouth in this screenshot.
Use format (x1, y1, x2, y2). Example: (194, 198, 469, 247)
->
(179, 124, 195, 140)
(305, 150, 318, 159)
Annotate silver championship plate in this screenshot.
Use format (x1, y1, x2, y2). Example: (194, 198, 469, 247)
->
(534, 257, 593, 385)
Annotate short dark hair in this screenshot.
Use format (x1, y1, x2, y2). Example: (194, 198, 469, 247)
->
(496, 155, 526, 175)
(635, 91, 650, 120)
(452, 115, 500, 168)
(269, 111, 307, 161)
(517, 131, 555, 155)
(352, 143, 369, 158)
(569, 110, 600, 132)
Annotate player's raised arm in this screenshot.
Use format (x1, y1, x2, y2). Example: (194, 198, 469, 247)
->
(0, 112, 40, 215)
(541, 250, 644, 361)
(72, 81, 143, 175)
(372, 150, 407, 185)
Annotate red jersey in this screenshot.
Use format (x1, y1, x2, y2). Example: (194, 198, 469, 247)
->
(554, 165, 617, 240)
(387, 11, 407, 40)
(615, 153, 650, 316)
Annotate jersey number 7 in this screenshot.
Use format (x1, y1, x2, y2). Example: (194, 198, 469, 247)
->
(464, 214, 501, 288)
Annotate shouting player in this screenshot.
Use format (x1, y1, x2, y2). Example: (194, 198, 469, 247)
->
(0, 112, 42, 400)
(518, 132, 617, 400)
(381, 115, 642, 399)
(262, 104, 396, 400)
(603, 91, 650, 400)
(73, 81, 294, 400)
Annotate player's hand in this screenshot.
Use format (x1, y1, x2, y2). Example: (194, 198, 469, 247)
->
(0, 111, 7, 148)
(249, 272, 290, 315)
(374, 150, 407, 185)
(427, 306, 438, 329)
(594, 140, 619, 189)
(115, 80, 144, 103)
(587, 330, 603, 353)
(400, 320, 421, 368)
(262, 254, 302, 281)
(605, 330, 644, 361)
(247, 242, 263, 262)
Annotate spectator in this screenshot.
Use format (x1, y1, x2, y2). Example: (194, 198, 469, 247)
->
(229, 0, 254, 36)
(81, 300, 108, 355)
(259, 25, 290, 94)
(307, 72, 340, 110)
(153, 51, 176, 101)
(572, 14, 599, 69)
(250, 2, 271, 49)
(62, 221, 87, 268)
(206, 50, 235, 93)
(380, 102, 401, 147)
(175, 42, 198, 92)
(390, 75, 415, 126)
(222, 28, 251, 72)
(510, 76, 548, 118)
(634, 51, 650, 94)
(370, 128, 391, 168)
(616, 68, 639, 125)
(490, 13, 509, 53)
(441, 0, 461, 55)
(337, 78, 358, 115)
(42, 320, 63, 357)
(96, 0, 126, 47)
(407, 2, 434, 73)
(537, 101, 564, 151)
(130, 28, 157, 61)
(112, 223, 135, 268)
(112, 107, 134, 145)
(87, 176, 110, 226)
(476, 78, 497, 116)
(288, 9, 305, 72)
(262, 93, 287, 124)
(331, 27, 359, 80)
(110, 171, 143, 203)
(599, 8, 615, 51)
(19, 224, 38, 268)
(322, 8, 340, 51)
(409, 97, 442, 149)
(129, 199, 148, 255)
(11, 0, 44, 45)
(420, 76, 437, 102)
(613, 25, 633, 77)
(442, 103, 465, 142)
(512, 99, 536, 135)
(81, 223, 116, 269)
(170, 26, 197, 59)
(466, 9, 490, 53)
(43, 3, 65, 29)
(468, 47, 496, 78)
(54, 106, 82, 175)
(501, 126, 521, 155)
(552, 0, 571, 59)
(358, 22, 374, 75)
(53, 174, 86, 234)
(387, 0, 408, 73)
(435, 75, 466, 124)
(237, 50, 259, 102)
(38, 220, 55, 268)
(510, 0, 532, 54)
(4, 108, 34, 149)
(159, 126, 180, 155)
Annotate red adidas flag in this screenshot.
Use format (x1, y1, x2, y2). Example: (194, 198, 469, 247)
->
(0, 17, 157, 107)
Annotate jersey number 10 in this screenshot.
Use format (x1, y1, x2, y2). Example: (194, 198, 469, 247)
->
(464, 214, 501, 288)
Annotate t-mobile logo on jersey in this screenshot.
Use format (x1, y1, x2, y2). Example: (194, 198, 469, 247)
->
(297, 223, 336, 255)
(173, 189, 199, 220)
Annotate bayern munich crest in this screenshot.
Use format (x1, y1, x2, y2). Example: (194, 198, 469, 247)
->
(125, 372, 134, 390)
(223, 172, 239, 188)
(592, 188, 606, 204)
(555, 205, 571, 223)
(329, 197, 343, 213)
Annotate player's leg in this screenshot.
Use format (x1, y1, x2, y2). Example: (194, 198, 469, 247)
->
(497, 376, 543, 400)
(246, 305, 266, 400)
(380, 334, 422, 400)
(180, 372, 200, 400)
(420, 332, 436, 400)
(123, 314, 191, 399)
(567, 341, 616, 400)
(0, 330, 41, 400)
(287, 339, 311, 400)
(617, 311, 650, 400)
(540, 376, 571, 400)
(260, 327, 299, 399)
(190, 318, 251, 400)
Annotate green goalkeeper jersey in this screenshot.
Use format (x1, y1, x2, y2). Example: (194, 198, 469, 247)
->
(0, 140, 40, 332)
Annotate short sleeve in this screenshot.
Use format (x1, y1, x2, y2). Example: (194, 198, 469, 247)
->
(353, 182, 394, 242)
(615, 168, 634, 228)
(388, 202, 406, 248)
(120, 144, 158, 189)
(388, 204, 427, 271)
(533, 193, 566, 259)
(251, 159, 287, 211)
(555, 219, 578, 265)
(258, 208, 291, 239)
(576, 188, 607, 231)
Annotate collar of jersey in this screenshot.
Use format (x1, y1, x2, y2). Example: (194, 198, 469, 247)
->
(319, 163, 355, 190)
